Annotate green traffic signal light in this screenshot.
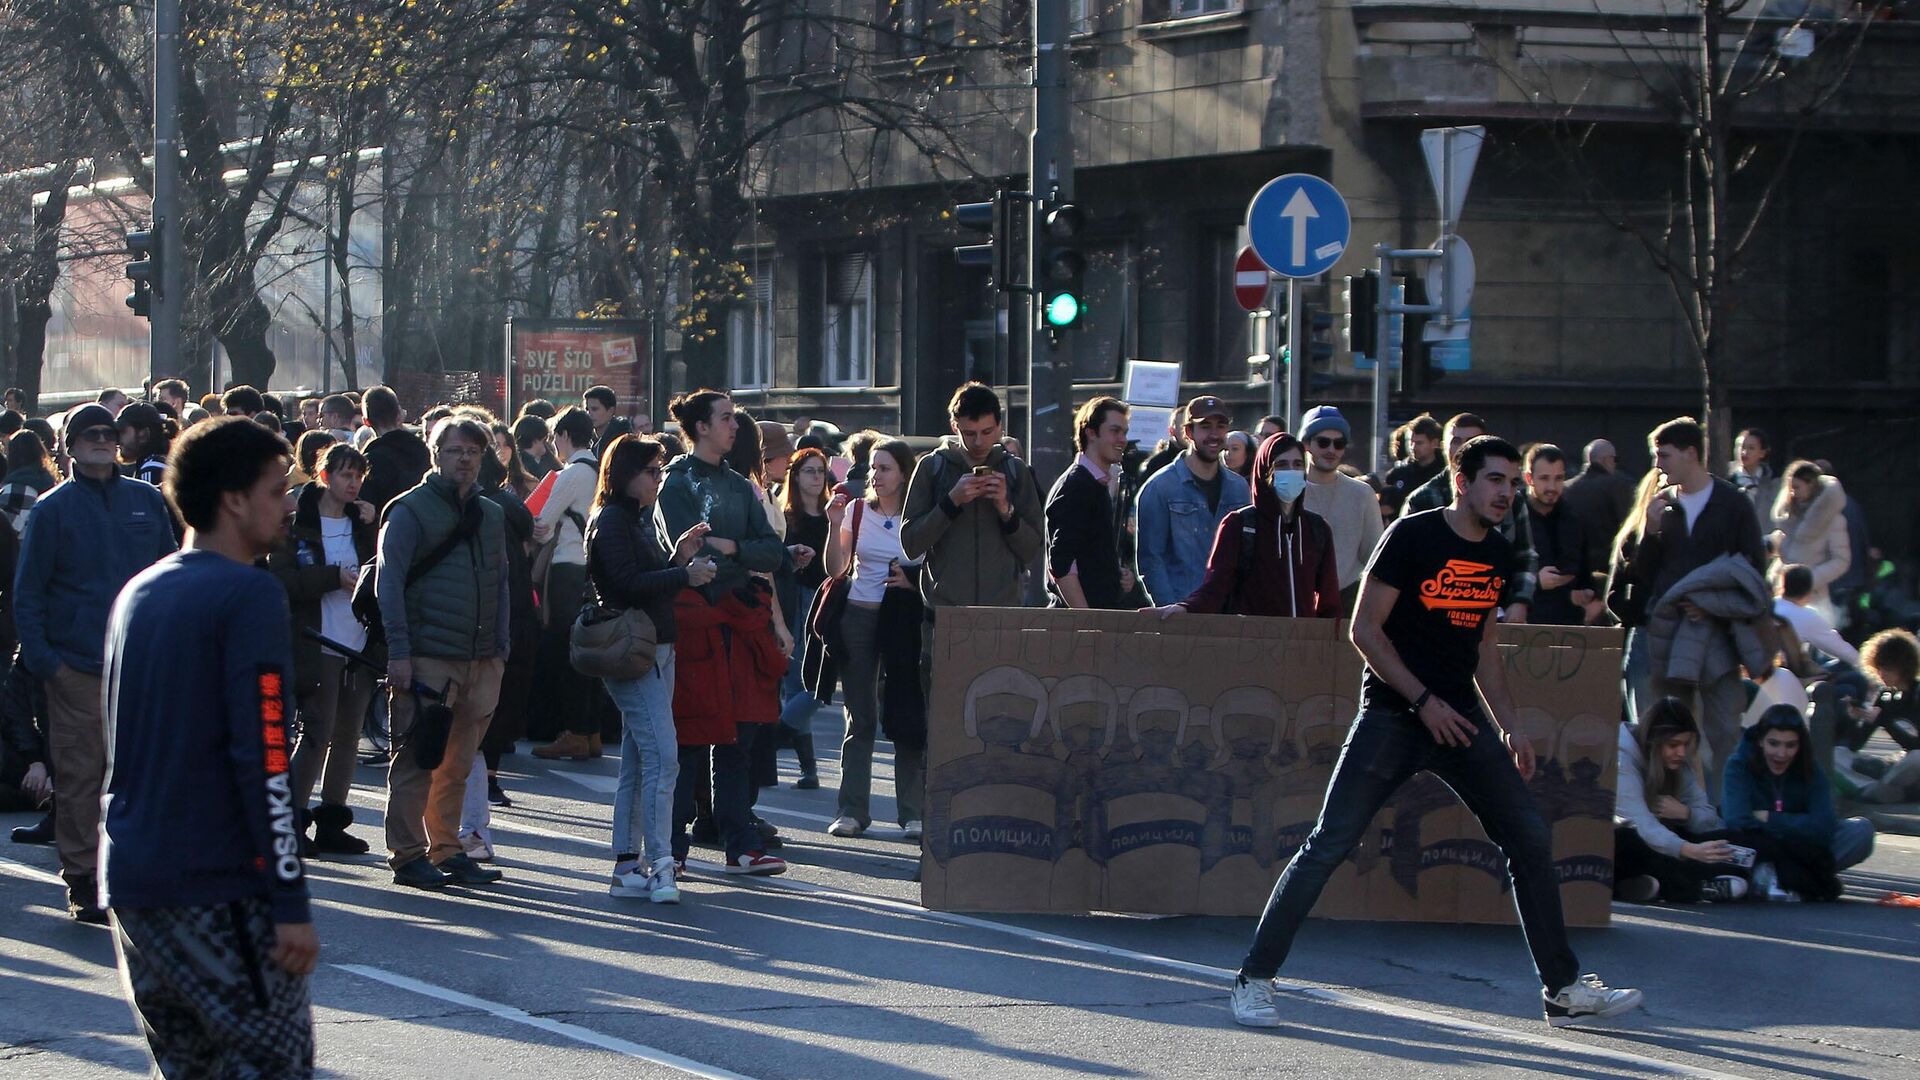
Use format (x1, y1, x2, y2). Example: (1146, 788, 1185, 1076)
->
(1044, 292, 1081, 328)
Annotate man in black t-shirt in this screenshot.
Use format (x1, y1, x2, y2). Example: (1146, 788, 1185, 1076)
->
(1229, 436, 1643, 1032)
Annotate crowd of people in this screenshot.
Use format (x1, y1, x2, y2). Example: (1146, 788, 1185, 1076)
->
(0, 373, 1910, 1072)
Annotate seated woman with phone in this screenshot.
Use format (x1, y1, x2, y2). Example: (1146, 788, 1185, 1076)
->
(1613, 698, 1750, 904)
(1724, 705, 1877, 902)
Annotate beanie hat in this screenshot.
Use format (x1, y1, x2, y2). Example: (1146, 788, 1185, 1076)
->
(65, 403, 117, 436)
(1299, 405, 1350, 444)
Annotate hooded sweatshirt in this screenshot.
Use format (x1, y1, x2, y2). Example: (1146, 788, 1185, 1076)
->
(1722, 713, 1839, 849)
(657, 453, 784, 602)
(1179, 433, 1340, 619)
(900, 436, 1044, 610)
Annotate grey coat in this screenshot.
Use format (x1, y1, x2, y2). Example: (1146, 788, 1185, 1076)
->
(1646, 554, 1771, 686)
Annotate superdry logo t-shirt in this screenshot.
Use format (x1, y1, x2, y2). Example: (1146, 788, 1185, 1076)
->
(1359, 507, 1512, 715)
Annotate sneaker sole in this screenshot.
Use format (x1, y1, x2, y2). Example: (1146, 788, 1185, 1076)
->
(1232, 1010, 1282, 1029)
(609, 884, 654, 898)
(723, 864, 787, 876)
(394, 877, 451, 890)
(649, 888, 681, 904)
(1546, 993, 1644, 1027)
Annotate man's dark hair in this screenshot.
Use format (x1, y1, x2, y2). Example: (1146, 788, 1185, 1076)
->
(1074, 395, 1128, 451)
(1457, 435, 1522, 483)
(512, 413, 549, 450)
(1738, 427, 1769, 452)
(668, 389, 729, 438)
(1410, 413, 1444, 441)
(164, 417, 290, 532)
(0, 409, 20, 436)
(220, 384, 265, 416)
(552, 405, 595, 450)
(1651, 416, 1705, 457)
(261, 392, 286, 418)
(98, 387, 125, 404)
(949, 382, 1002, 423)
(151, 378, 189, 403)
(1259, 415, 1285, 431)
(583, 385, 618, 410)
(520, 398, 557, 420)
(363, 385, 401, 427)
(1780, 564, 1814, 601)
(1525, 443, 1566, 471)
(420, 405, 452, 427)
(320, 394, 353, 423)
(1444, 412, 1488, 437)
(4, 386, 26, 403)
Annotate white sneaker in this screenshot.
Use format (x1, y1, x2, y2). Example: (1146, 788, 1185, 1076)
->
(901, 820, 923, 841)
(1230, 975, 1281, 1028)
(609, 865, 653, 899)
(827, 815, 865, 838)
(461, 832, 495, 862)
(647, 859, 681, 905)
(1544, 973, 1644, 1027)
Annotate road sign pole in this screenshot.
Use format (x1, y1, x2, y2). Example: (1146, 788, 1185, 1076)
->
(1372, 246, 1393, 473)
(1027, 0, 1074, 493)
(151, 0, 182, 387)
(1283, 275, 1304, 429)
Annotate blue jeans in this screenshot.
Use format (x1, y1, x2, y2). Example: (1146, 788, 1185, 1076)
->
(780, 584, 822, 732)
(1239, 707, 1581, 994)
(607, 645, 678, 866)
(1623, 627, 1652, 726)
(1833, 816, 1875, 871)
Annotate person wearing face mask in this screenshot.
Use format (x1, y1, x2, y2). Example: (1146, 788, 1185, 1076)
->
(1145, 432, 1339, 620)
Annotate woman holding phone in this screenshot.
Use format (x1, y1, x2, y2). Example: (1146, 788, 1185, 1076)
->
(1612, 698, 1747, 904)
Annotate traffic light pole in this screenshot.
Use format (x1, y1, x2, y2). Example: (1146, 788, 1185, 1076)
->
(1282, 276, 1304, 430)
(1027, 0, 1074, 489)
(1371, 244, 1443, 471)
(152, 0, 182, 385)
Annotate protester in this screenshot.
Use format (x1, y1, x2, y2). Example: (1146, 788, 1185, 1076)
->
(840, 428, 883, 500)
(489, 421, 537, 498)
(221, 385, 265, 418)
(1776, 564, 1864, 697)
(1297, 406, 1383, 613)
(0, 408, 21, 435)
(587, 435, 716, 902)
(513, 413, 556, 481)
(1731, 428, 1779, 535)
(270, 444, 378, 857)
(1046, 396, 1132, 609)
(114, 402, 172, 487)
(583, 384, 632, 455)
(728, 414, 797, 811)
(471, 432, 538, 812)
(657, 390, 788, 876)
(520, 398, 557, 421)
(1380, 413, 1444, 520)
(101, 416, 317, 1078)
(1616, 417, 1767, 794)
(1135, 396, 1251, 607)
(1722, 705, 1875, 902)
(359, 385, 430, 513)
(375, 415, 511, 889)
(0, 430, 57, 537)
(1147, 431, 1338, 619)
(150, 378, 191, 419)
(97, 387, 129, 414)
(530, 406, 605, 761)
(1832, 629, 1920, 804)
(1139, 405, 1188, 484)
(1612, 698, 1746, 904)
(1222, 431, 1256, 482)
(823, 438, 927, 839)
(1256, 415, 1284, 439)
(1230, 435, 1641, 1031)
(1408, 413, 1537, 621)
(14, 403, 177, 921)
(1769, 460, 1850, 625)
(778, 448, 831, 789)
(1606, 469, 1666, 723)
(1523, 444, 1597, 626)
(290, 429, 335, 489)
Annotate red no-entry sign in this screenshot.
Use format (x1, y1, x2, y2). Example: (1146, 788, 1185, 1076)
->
(1233, 246, 1271, 311)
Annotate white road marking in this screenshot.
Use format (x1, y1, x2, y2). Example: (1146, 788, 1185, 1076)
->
(334, 963, 759, 1080)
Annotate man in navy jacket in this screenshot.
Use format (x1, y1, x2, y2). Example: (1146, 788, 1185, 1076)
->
(13, 403, 175, 921)
(102, 417, 317, 1078)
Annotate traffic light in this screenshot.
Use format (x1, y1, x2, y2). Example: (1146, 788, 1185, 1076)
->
(1038, 200, 1084, 331)
(125, 226, 159, 320)
(1342, 270, 1378, 358)
(1306, 304, 1335, 369)
(952, 191, 1022, 293)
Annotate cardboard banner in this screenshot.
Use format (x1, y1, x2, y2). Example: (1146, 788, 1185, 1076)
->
(921, 609, 1622, 927)
(505, 318, 649, 421)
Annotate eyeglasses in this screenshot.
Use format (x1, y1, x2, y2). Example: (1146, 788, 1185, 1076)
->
(1313, 437, 1347, 451)
(74, 426, 119, 444)
(438, 446, 485, 459)
(797, 467, 827, 477)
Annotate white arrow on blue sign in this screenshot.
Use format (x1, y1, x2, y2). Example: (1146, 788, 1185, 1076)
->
(1246, 174, 1351, 280)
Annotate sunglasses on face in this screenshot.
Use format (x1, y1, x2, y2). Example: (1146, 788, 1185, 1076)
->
(1313, 437, 1346, 451)
(75, 426, 119, 444)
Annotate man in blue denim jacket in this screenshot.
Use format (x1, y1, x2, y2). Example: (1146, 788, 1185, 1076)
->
(1134, 396, 1250, 606)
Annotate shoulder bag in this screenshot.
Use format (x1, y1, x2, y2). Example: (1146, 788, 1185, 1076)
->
(806, 499, 864, 643)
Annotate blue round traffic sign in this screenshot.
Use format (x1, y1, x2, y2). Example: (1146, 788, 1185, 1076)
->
(1246, 174, 1351, 279)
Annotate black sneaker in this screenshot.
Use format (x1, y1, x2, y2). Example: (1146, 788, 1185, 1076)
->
(393, 857, 453, 890)
(795, 773, 820, 791)
(487, 777, 512, 807)
(439, 852, 504, 885)
(66, 876, 107, 924)
(10, 810, 54, 845)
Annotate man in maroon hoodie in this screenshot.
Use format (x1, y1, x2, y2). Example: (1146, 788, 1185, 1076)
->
(1144, 431, 1340, 620)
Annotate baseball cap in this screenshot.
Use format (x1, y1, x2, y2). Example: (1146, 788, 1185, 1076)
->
(1185, 395, 1231, 423)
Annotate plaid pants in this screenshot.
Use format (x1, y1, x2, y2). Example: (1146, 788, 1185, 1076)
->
(111, 896, 314, 1079)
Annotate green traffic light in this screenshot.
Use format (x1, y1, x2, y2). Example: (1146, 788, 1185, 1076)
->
(1045, 292, 1081, 328)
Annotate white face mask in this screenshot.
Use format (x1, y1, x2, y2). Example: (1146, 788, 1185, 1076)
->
(1270, 470, 1307, 504)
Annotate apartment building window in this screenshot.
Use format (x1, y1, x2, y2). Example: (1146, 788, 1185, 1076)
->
(728, 273, 775, 390)
(819, 252, 873, 387)
(1143, 0, 1238, 22)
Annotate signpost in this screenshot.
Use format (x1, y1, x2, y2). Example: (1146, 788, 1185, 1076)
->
(1232, 246, 1270, 312)
(1247, 175, 1350, 431)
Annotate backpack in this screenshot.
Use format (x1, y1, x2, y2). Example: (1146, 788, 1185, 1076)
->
(925, 449, 1026, 508)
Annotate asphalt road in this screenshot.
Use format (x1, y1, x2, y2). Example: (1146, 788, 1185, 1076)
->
(4, 706, 1916, 1079)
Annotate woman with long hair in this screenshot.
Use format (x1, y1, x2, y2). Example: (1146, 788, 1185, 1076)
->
(587, 435, 716, 902)
(1769, 460, 1849, 624)
(0, 429, 57, 537)
(1611, 698, 1745, 903)
(1147, 432, 1339, 619)
(473, 427, 539, 817)
(1723, 705, 1876, 901)
(821, 438, 927, 838)
(777, 448, 831, 788)
(1222, 431, 1256, 482)
(1606, 468, 1667, 722)
(492, 421, 537, 498)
